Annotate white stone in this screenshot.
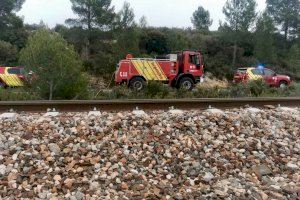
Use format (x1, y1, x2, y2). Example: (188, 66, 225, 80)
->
(207, 108, 224, 115)
(48, 143, 61, 154)
(99, 174, 107, 179)
(246, 107, 261, 113)
(88, 111, 101, 117)
(278, 107, 298, 113)
(270, 185, 281, 190)
(75, 191, 85, 200)
(12, 153, 18, 161)
(90, 181, 99, 190)
(287, 162, 299, 170)
(94, 163, 101, 169)
(116, 178, 121, 183)
(130, 169, 139, 174)
(0, 164, 6, 175)
(132, 109, 147, 117)
(169, 109, 183, 115)
(44, 112, 60, 117)
(0, 112, 17, 119)
(91, 145, 97, 151)
(203, 172, 214, 182)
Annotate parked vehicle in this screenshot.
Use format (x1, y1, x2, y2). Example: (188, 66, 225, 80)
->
(233, 67, 292, 88)
(0, 66, 26, 88)
(115, 50, 205, 90)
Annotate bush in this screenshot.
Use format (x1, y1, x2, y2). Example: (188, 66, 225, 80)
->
(19, 29, 88, 100)
(0, 88, 40, 101)
(144, 81, 171, 99)
(0, 40, 18, 65)
(289, 83, 300, 97)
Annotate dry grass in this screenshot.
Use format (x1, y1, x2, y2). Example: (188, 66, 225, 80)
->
(197, 73, 229, 89)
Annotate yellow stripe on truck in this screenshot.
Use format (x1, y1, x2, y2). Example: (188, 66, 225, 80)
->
(0, 74, 23, 86)
(139, 60, 157, 80)
(132, 60, 152, 80)
(247, 69, 261, 80)
(152, 61, 168, 81)
(0, 75, 11, 86)
(11, 75, 23, 86)
(146, 61, 161, 81)
(131, 60, 168, 81)
(143, 61, 159, 80)
(9, 75, 17, 86)
(7, 75, 18, 86)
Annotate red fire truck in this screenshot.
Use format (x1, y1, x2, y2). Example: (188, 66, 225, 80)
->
(115, 50, 205, 90)
(0, 66, 26, 88)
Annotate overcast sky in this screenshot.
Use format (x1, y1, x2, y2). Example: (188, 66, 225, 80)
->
(17, 0, 266, 30)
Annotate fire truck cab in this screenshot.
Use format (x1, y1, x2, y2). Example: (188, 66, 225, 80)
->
(115, 50, 204, 90)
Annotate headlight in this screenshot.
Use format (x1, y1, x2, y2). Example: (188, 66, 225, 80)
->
(287, 76, 291, 80)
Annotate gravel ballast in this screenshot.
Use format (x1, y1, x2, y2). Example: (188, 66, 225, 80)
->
(0, 107, 299, 199)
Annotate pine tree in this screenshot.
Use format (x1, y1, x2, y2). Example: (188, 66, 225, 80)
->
(266, 0, 300, 41)
(116, 1, 135, 29)
(223, 0, 257, 68)
(66, 0, 115, 59)
(254, 13, 277, 64)
(191, 6, 212, 31)
(0, 0, 27, 48)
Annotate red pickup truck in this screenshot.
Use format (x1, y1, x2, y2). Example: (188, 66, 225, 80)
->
(233, 67, 292, 88)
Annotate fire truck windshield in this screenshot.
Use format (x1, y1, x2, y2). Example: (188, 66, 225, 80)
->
(189, 54, 200, 66)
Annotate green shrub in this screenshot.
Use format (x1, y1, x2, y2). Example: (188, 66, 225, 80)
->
(224, 83, 252, 98)
(144, 81, 171, 99)
(192, 86, 223, 98)
(0, 88, 40, 101)
(95, 85, 138, 100)
(248, 80, 268, 97)
(289, 83, 300, 97)
(19, 29, 88, 100)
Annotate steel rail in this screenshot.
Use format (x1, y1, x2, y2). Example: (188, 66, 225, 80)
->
(0, 97, 299, 112)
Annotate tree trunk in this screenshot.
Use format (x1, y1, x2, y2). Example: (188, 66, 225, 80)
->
(86, 1, 92, 60)
(232, 40, 237, 68)
(284, 22, 288, 41)
(49, 80, 53, 101)
(283, 21, 289, 50)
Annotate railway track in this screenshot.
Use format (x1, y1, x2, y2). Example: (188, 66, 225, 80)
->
(0, 97, 299, 112)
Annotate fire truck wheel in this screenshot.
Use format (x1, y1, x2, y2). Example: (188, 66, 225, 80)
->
(279, 81, 288, 89)
(129, 77, 146, 91)
(179, 77, 194, 90)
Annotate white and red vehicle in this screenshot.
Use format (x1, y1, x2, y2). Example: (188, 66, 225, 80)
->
(115, 50, 205, 90)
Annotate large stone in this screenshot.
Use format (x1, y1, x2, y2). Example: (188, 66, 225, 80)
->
(286, 162, 299, 170)
(252, 165, 272, 178)
(0, 164, 6, 175)
(0, 112, 18, 119)
(48, 143, 61, 154)
(203, 172, 214, 182)
(44, 111, 60, 117)
(74, 191, 85, 200)
(64, 178, 75, 189)
(246, 107, 261, 113)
